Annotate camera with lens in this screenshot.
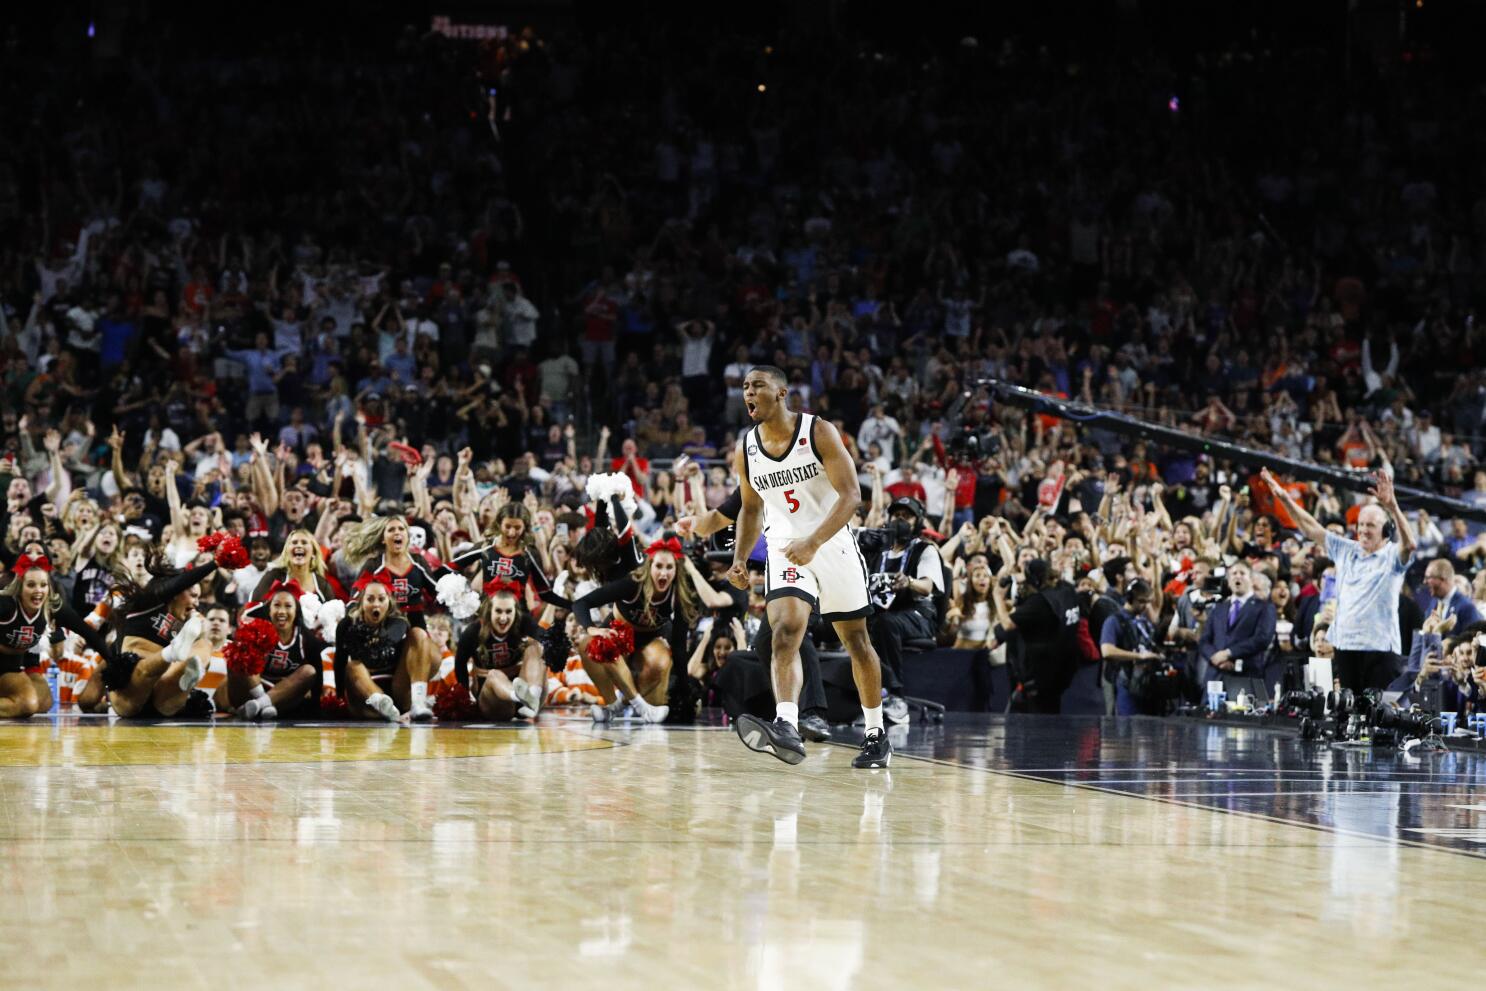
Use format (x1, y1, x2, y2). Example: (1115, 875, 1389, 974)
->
(1188, 568, 1230, 608)
(1292, 687, 1444, 745)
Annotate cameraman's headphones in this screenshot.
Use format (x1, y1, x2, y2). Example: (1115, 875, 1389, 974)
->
(1382, 517, 1396, 540)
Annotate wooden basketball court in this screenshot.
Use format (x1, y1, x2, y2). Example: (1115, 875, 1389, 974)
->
(1, 713, 1481, 989)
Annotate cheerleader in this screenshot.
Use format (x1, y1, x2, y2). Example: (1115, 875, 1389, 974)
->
(454, 502, 562, 608)
(456, 582, 545, 720)
(251, 527, 340, 603)
(341, 516, 443, 625)
(230, 580, 325, 720)
(107, 536, 244, 719)
(573, 537, 726, 723)
(341, 515, 443, 694)
(0, 555, 121, 718)
(333, 580, 435, 722)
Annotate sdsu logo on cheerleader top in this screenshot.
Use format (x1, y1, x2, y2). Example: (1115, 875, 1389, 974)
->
(5, 625, 37, 650)
(491, 558, 516, 578)
(151, 613, 181, 639)
(781, 568, 800, 584)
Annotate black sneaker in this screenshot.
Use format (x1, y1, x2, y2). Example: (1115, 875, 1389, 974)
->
(852, 728, 892, 769)
(735, 714, 807, 765)
(799, 712, 833, 742)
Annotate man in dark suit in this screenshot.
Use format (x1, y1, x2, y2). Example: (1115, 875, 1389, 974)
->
(1197, 561, 1277, 689)
(1415, 558, 1482, 630)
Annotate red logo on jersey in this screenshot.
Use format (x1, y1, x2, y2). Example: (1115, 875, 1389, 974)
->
(264, 648, 291, 677)
(492, 557, 516, 578)
(391, 577, 411, 602)
(798, 438, 807, 446)
(6, 625, 36, 649)
(151, 613, 180, 639)
(781, 568, 800, 583)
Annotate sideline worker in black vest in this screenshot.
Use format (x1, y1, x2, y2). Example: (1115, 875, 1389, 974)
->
(675, 490, 833, 742)
(859, 497, 945, 723)
(988, 557, 1082, 713)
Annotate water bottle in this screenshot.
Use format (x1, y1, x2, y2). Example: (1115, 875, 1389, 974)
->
(45, 662, 60, 714)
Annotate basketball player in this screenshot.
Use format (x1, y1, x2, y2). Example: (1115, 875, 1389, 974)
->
(728, 366, 891, 768)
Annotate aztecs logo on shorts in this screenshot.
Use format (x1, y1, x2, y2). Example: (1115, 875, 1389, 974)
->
(781, 567, 800, 584)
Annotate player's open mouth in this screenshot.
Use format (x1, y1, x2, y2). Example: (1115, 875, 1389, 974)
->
(746, 401, 757, 416)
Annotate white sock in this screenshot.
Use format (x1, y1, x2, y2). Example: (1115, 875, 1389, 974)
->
(249, 683, 267, 700)
(241, 696, 277, 721)
(368, 692, 400, 722)
(776, 702, 799, 728)
(410, 682, 429, 712)
(862, 705, 884, 733)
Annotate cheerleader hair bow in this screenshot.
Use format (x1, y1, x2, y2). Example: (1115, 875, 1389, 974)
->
(263, 578, 306, 601)
(646, 537, 684, 558)
(12, 554, 52, 574)
(482, 577, 524, 598)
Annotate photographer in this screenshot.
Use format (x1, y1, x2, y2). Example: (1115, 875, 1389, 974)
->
(862, 497, 946, 722)
(988, 557, 1081, 713)
(1195, 561, 1277, 690)
(1098, 578, 1168, 715)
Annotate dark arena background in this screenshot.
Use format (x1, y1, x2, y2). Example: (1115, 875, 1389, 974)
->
(4, 1, 1486, 987)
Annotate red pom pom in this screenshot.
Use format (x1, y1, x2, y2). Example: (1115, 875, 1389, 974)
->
(318, 693, 350, 719)
(584, 620, 635, 665)
(214, 535, 250, 570)
(224, 618, 277, 676)
(432, 683, 480, 721)
(197, 532, 226, 553)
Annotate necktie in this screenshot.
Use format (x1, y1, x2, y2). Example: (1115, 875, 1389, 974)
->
(1228, 599, 1240, 627)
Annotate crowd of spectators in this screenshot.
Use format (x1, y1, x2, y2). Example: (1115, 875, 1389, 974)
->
(6, 13, 1486, 718)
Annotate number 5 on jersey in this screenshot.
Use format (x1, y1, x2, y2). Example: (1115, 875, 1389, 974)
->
(783, 489, 800, 513)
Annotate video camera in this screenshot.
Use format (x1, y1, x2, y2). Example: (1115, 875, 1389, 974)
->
(1187, 567, 1230, 608)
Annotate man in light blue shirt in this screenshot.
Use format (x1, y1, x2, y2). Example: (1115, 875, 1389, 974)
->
(1261, 468, 1417, 691)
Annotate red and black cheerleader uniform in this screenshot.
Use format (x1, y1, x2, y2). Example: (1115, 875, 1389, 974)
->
(332, 614, 411, 695)
(450, 542, 569, 608)
(0, 597, 119, 676)
(573, 576, 684, 657)
(454, 613, 544, 692)
(117, 563, 219, 652)
(352, 556, 446, 628)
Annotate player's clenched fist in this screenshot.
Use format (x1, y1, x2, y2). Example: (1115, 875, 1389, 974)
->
(726, 561, 750, 590)
(782, 539, 818, 566)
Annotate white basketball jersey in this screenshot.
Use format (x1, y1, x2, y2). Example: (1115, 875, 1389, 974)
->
(744, 413, 837, 540)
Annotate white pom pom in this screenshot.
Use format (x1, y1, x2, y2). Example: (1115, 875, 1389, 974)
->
(298, 593, 323, 630)
(317, 600, 346, 641)
(436, 573, 480, 621)
(585, 471, 639, 518)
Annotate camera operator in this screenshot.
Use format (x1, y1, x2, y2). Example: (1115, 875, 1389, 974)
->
(1165, 556, 1217, 649)
(1098, 578, 1167, 715)
(861, 497, 945, 723)
(987, 557, 1081, 713)
(1196, 561, 1277, 689)
(1261, 468, 1416, 691)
